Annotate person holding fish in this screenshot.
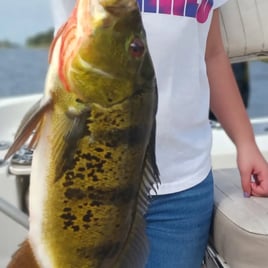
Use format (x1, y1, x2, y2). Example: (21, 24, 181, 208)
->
(50, 0, 268, 267)
(6, 0, 268, 267)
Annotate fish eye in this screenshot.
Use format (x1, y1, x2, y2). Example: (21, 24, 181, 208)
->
(129, 38, 145, 58)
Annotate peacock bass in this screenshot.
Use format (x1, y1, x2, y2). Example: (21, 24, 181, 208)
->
(5, 0, 159, 267)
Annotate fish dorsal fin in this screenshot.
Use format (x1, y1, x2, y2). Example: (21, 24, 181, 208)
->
(7, 240, 40, 268)
(114, 120, 160, 268)
(4, 97, 53, 160)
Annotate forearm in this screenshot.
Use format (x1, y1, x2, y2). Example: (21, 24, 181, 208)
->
(205, 10, 256, 150)
(206, 10, 268, 197)
(207, 52, 256, 149)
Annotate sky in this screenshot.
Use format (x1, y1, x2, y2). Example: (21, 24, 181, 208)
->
(0, 0, 54, 45)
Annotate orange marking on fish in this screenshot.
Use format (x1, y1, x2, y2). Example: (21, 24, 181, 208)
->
(48, 23, 66, 64)
(51, 1, 93, 93)
(58, 5, 79, 92)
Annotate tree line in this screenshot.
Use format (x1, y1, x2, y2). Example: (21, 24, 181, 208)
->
(0, 29, 54, 48)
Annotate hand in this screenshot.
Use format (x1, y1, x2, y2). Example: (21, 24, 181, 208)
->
(237, 142, 268, 197)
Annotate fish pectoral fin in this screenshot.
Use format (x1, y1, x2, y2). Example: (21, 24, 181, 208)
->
(7, 240, 40, 268)
(52, 106, 91, 181)
(4, 97, 53, 160)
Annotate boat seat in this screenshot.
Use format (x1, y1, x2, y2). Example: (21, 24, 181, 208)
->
(210, 168, 268, 268)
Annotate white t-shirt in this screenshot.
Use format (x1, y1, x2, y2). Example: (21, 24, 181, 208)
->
(141, 0, 229, 194)
(50, 0, 229, 194)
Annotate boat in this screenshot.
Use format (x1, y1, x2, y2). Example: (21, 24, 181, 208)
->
(1, 1, 268, 267)
(1, 90, 268, 267)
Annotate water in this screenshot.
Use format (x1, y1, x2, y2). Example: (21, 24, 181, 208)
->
(0, 48, 48, 97)
(0, 47, 267, 118)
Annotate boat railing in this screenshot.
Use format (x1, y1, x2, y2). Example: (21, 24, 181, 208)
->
(0, 147, 31, 230)
(0, 197, 28, 229)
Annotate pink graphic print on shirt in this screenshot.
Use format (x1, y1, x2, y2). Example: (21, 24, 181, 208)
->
(137, 0, 214, 23)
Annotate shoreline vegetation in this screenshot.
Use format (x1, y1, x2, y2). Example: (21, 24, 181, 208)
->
(0, 29, 54, 49)
(1, 29, 268, 63)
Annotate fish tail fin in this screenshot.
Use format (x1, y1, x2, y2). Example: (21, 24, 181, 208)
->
(7, 240, 39, 268)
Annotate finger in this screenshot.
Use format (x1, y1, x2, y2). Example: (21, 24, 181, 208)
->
(240, 171, 252, 197)
(251, 182, 268, 197)
(251, 188, 262, 197)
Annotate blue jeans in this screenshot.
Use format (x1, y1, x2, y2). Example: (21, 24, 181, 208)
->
(145, 171, 214, 268)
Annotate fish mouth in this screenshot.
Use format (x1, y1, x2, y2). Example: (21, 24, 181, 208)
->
(74, 0, 139, 42)
(100, 0, 138, 16)
(79, 0, 138, 24)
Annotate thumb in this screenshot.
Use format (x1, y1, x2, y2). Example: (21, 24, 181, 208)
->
(239, 168, 252, 197)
